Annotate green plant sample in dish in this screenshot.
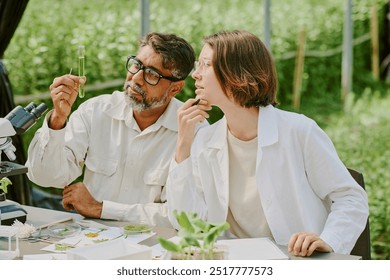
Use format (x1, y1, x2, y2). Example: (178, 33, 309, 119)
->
(122, 224, 151, 235)
(48, 223, 81, 238)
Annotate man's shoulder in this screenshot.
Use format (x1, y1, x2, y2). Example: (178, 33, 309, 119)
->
(171, 97, 184, 108)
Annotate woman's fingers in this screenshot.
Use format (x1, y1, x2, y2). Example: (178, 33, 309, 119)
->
(288, 232, 332, 257)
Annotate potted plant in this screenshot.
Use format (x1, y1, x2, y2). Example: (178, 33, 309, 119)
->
(0, 177, 12, 202)
(158, 210, 230, 260)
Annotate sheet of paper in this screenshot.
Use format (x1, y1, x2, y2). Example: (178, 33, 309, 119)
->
(24, 206, 83, 228)
(74, 220, 110, 229)
(217, 238, 289, 260)
(41, 226, 155, 253)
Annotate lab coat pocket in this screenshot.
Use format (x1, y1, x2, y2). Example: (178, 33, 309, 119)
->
(85, 155, 118, 177)
(143, 169, 167, 187)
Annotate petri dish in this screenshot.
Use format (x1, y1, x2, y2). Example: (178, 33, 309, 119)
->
(48, 222, 81, 238)
(121, 224, 152, 235)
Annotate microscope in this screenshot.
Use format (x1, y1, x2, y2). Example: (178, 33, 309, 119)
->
(0, 102, 47, 225)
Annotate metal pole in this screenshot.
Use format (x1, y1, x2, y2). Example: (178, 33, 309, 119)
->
(140, 0, 150, 37)
(263, 0, 271, 51)
(292, 27, 306, 112)
(370, 5, 379, 80)
(341, 0, 353, 107)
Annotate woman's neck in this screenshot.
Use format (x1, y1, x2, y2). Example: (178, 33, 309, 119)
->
(224, 106, 259, 141)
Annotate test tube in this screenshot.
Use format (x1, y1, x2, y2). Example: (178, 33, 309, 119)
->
(78, 45, 85, 98)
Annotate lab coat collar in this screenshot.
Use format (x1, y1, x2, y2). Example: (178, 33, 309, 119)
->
(102, 91, 179, 132)
(258, 105, 278, 147)
(152, 98, 180, 132)
(207, 117, 228, 150)
(207, 105, 278, 150)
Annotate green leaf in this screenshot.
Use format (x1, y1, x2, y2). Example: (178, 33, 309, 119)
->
(203, 222, 230, 249)
(174, 211, 195, 233)
(181, 236, 201, 248)
(158, 237, 181, 253)
(190, 217, 211, 233)
(0, 177, 12, 194)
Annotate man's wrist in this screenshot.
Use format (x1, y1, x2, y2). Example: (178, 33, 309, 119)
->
(95, 201, 103, 218)
(48, 111, 67, 130)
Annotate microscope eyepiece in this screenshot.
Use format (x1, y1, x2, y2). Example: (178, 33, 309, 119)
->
(5, 102, 48, 134)
(24, 102, 36, 113)
(31, 103, 48, 119)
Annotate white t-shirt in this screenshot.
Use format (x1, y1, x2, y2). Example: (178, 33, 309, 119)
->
(226, 130, 272, 239)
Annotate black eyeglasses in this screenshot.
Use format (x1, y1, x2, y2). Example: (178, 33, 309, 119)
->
(126, 56, 182, 86)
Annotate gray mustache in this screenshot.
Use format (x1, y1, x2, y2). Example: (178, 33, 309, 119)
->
(125, 82, 146, 98)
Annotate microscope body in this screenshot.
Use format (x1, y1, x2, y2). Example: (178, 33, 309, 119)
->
(0, 117, 28, 179)
(0, 102, 47, 225)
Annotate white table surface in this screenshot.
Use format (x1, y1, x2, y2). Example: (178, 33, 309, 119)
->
(0, 205, 361, 260)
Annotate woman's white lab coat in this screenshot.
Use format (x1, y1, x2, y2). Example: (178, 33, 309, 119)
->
(166, 105, 368, 254)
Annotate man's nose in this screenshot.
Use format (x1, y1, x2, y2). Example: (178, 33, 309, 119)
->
(127, 69, 145, 85)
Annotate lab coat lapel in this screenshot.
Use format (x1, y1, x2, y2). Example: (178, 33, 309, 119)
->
(254, 106, 283, 239)
(256, 105, 279, 171)
(206, 117, 230, 223)
(255, 105, 279, 218)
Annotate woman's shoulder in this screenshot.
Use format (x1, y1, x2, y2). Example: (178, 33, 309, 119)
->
(274, 106, 314, 123)
(271, 107, 318, 132)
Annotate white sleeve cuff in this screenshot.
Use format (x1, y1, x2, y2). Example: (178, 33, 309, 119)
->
(100, 200, 125, 220)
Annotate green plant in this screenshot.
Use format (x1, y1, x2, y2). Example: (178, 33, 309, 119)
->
(0, 177, 12, 194)
(158, 210, 230, 260)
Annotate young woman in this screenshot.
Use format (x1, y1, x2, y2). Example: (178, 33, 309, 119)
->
(166, 30, 369, 257)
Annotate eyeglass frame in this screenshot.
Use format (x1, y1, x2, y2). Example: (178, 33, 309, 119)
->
(126, 56, 183, 86)
(193, 58, 212, 72)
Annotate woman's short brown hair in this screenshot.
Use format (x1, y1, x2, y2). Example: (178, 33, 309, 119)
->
(203, 30, 278, 107)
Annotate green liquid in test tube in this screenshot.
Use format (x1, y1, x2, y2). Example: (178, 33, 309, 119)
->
(78, 45, 85, 98)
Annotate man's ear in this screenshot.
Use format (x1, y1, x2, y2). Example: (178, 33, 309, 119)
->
(169, 80, 185, 97)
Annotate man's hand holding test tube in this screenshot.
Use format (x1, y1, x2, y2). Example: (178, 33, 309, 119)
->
(48, 45, 86, 130)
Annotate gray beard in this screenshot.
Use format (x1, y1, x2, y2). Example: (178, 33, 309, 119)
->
(124, 83, 171, 112)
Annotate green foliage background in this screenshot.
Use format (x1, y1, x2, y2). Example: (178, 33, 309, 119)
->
(325, 91, 390, 260)
(2, 0, 389, 259)
(4, 0, 388, 112)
